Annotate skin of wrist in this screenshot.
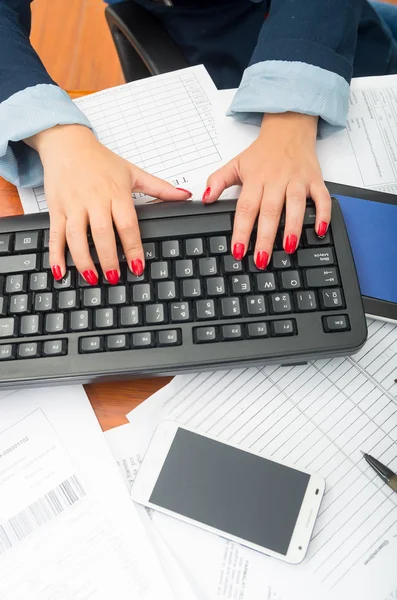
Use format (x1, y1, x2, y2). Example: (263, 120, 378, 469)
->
(259, 112, 318, 146)
(24, 124, 95, 156)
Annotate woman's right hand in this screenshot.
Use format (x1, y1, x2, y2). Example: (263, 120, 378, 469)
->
(26, 124, 191, 284)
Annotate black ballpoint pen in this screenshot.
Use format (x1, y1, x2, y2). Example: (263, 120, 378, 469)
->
(362, 452, 397, 494)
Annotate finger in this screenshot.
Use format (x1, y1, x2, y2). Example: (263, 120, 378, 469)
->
(89, 210, 120, 285)
(112, 194, 144, 277)
(283, 180, 307, 254)
(48, 210, 67, 281)
(66, 212, 98, 285)
(310, 181, 332, 237)
(231, 184, 262, 260)
(133, 167, 192, 201)
(202, 159, 240, 204)
(255, 185, 285, 269)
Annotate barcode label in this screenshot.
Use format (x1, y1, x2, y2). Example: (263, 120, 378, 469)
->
(0, 474, 85, 555)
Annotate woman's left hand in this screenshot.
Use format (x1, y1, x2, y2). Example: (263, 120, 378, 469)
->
(203, 112, 331, 269)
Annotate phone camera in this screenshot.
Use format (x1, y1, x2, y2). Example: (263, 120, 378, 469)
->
(298, 546, 303, 550)
(315, 488, 319, 495)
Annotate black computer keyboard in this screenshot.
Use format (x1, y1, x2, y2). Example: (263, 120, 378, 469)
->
(0, 198, 367, 387)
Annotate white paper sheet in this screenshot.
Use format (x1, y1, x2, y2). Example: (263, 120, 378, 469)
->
(18, 65, 221, 213)
(122, 318, 397, 600)
(0, 385, 175, 600)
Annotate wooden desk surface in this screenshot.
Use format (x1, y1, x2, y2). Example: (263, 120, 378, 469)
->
(0, 178, 170, 430)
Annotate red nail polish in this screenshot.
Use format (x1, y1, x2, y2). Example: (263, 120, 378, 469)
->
(52, 265, 62, 281)
(106, 270, 119, 285)
(317, 221, 328, 238)
(255, 250, 269, 270)
(131, 259, 144, 277)
(285, 235, 298, 254)
(176, 187, 192, 198)
(202, 187, 211, 203)
(232, 243, 245, 261)
(82, 270, 98, 286)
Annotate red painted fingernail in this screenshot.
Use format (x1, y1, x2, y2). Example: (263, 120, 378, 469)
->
(82, 270, 98, 286)
(52, 265, 62, 281)
(232, 243, 245, 261)
(131, 259, 144, 277)
(106, 270, 119, 285)
(255, 251, 269, 270)
(317, 221, 328, 238)
(285, 235, 298, 254)
(176, 187, 192, 198)
(202, 187, 211, 203)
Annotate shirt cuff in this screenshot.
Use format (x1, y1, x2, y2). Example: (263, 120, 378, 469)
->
(227, 60, 350, 138)
(0, 84, 93, 188)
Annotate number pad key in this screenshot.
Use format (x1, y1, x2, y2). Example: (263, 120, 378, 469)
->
(270, 293, 292, 314)
(220, 297, 241, 318)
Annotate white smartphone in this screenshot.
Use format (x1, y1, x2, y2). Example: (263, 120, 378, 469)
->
(132, 421, 325, 564)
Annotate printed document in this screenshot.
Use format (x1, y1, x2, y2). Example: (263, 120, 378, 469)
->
(0, 385, 175, 600)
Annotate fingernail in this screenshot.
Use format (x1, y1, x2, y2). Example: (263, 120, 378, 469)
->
(106, 270, 119, 285)
(202, 187, 211, 203)
(82, 270, 98, 286)
(52, 265, 62, 281)
(232, 243, 245, 261)
(317, 221, 328, 238)
(176, 187, 192, 198)
(285, 235, 298, 254)
(131, 259, 144, 277)
(255, 250, 269, 270)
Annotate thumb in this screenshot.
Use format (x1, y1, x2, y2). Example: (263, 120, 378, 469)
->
(132, 166, 192, 201)
(203, 159, 241, 204)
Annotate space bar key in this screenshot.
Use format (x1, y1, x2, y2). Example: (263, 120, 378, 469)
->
(0, 254, 38, 274)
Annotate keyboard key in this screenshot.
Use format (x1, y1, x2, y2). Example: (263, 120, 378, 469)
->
(280, 270, 301, 290)
(220, 297, 241, 318)
(145, 304, 167, 325)
(175, 260, 194, 279)
(70, 310, 91, 331)
(231, 275, 251, 294)
(42, 252, 51, 270)
(20, 314, 41, 336)
(272, 251, 292, 270)
(9, 294, 30, 314)
(185, 238, 204, 257)
(157, 329, 181, 346)
(245, 295, 266, 315)
(270, 293, 292, 314)
(0, 318, 16, 338)
(0, 234, 12, 256)
(272, 319, 295, 336)
(95, 308, 116, 329)
(0, 253, 37, 274)
(127, 270, 146, 283)
(196, 299, 216, 320)
(162, 240, 181, 259)
(54, 270, 74, 289)
(222, 256, 243, 274)
(0, 297, 7, 317)
(132, 283, 152, 303)
(6, 274, 27, 294)
(221, 324, 243, 340)
(295, 291, 317, 311)
(304, 267, 340, 288)
(297, 247, 335, 267)
(151, 261, 169, 280)
(45, 313, 66, 334)
(323, 315, 350, 332)
(255, 273, 276, 292)
(247, 256, 260, 273)
(303, 206, 316, 226)
(199, 257, 218, 277)
(143, 242, 158, 261)
(247, 322, 268, 338)
(182, 279, 202, 299)
(209, 236, 228, 254)
(79, 336, 103, 353)
(43, 229, 50, 249)
(108, 285, 127, 305)
(170, 302, 191, 322)
(17, 342, 40, 358)
(34, 292, 54, 312)
(320, 288, 345, 309)
(58, 290, 79, 310)
(0, 344, 15, 360)
(194, 326, 218, 343)
(131, 331, 154, 348)
(206, 277, 226, 297)
(106, 334, 128, 351)
(157, 281, 178, 301)
(305, 228, 331, 246)
(30, 272, 50, 291)
(83, 288, 103, 307)
(77, 273, 91, 287)
(15, 231, 41, 253)
(43, 339, 67, 356)
(120, 306, 141, 327)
